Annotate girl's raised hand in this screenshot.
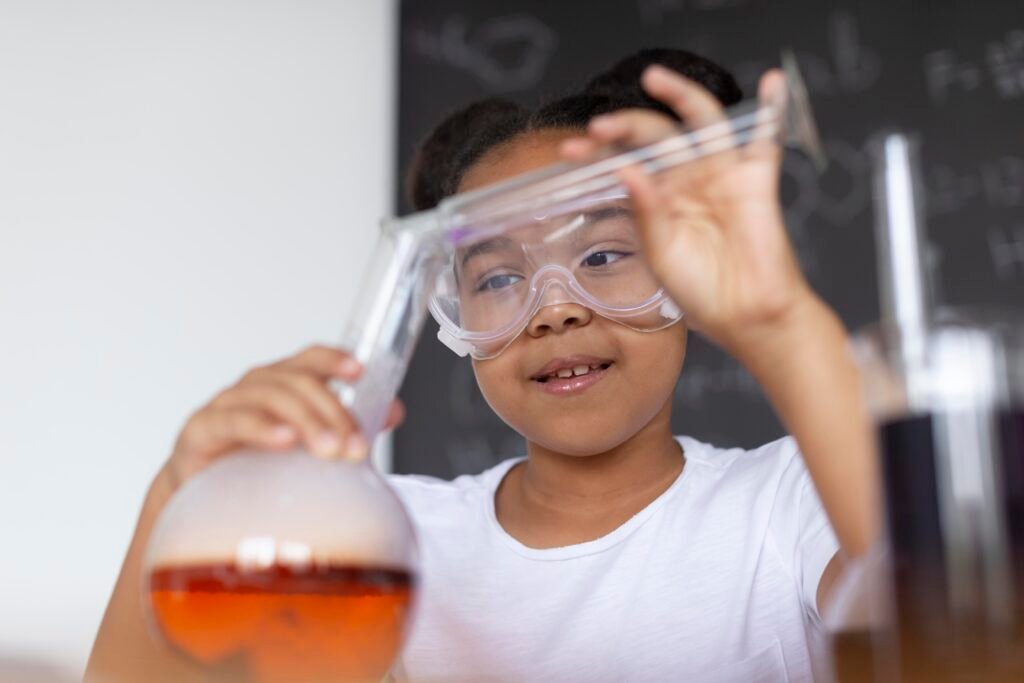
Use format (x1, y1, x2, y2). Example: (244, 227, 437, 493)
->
(165, 345, 404, 491)
(559, 65, 814, 355)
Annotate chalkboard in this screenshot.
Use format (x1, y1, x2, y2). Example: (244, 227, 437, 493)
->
(393, 0, 1024, 478)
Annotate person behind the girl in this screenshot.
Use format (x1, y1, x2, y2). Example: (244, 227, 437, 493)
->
(88, 49, 877, 682)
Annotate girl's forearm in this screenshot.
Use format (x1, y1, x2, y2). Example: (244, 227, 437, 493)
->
(85, 467, 202, 682)
(731, 292, 880, 557)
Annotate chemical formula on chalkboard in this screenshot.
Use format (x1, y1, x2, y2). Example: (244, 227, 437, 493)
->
(925, 30, 1024, 103)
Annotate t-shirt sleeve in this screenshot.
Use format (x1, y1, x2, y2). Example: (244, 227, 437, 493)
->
(768, 438, 841, 623)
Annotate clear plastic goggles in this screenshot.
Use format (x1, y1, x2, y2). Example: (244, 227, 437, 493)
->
(429, 189, 681, 359)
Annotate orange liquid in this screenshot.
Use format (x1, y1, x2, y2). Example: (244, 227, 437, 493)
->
(148, 562, 415, 683)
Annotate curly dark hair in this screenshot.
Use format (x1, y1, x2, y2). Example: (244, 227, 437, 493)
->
(405, 48, 743, 212)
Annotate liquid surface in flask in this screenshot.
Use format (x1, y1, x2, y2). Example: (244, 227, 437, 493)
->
(148, 561, 416, 683)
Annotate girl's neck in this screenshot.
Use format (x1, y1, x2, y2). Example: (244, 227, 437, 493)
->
(494, 404, 684, 548)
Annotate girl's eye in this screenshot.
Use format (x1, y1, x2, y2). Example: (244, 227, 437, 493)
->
(582, 250, 628, 267)
(477, 273, 523, 292)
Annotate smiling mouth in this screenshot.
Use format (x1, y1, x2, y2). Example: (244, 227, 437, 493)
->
(533, 362, 613, 383)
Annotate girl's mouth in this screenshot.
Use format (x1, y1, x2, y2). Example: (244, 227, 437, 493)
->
(532, 362, 613, 396)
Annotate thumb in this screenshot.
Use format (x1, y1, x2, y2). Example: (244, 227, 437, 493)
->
(383, 399, 406, 431)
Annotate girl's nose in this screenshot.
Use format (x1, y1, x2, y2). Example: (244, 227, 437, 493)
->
(526, 302, 593, 338)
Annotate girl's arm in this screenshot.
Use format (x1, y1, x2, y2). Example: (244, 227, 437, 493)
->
(86, 468, 201, 682)
(728, 290, 879, 559)
(560, 66, 880, 604)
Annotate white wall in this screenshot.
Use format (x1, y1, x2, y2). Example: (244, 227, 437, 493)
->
(0, 1, 396, 677)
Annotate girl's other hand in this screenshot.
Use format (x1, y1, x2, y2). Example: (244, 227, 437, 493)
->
(165, 345, 405, 492)
(559, 66, 814, 355)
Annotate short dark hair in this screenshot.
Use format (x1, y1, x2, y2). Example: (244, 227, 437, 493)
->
(405, 48, 743, 212)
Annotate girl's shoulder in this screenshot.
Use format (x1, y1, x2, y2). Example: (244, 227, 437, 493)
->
(676, 435, 819, 519)
(679, 433, 801, 479)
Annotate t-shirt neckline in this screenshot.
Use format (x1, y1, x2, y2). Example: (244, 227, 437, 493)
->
(483, 435, 696, 561)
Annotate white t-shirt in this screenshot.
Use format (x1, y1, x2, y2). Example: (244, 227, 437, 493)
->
(387, 435, 839, 683)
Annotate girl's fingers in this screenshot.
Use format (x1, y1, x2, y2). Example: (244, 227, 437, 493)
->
(558, 111, 677, 168)
(215, 381, 342, 459)
(641, 64, 725, 129)
(745, 69, 786, 165)
(277, 344, 363, 381)
(618, 165, 674, 258)
(557, 137, 601, 161)
(258, 368, 365, 456)
(190, 409, 297, 453)
(587, 109, 678, 149)
(640, 65, 741, 176)
(383, 400, 406, 431)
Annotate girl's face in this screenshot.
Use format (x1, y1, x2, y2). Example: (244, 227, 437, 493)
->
(458, 130, 688, 456)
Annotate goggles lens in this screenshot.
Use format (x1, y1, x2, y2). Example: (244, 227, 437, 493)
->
(429, 193, 681, 359)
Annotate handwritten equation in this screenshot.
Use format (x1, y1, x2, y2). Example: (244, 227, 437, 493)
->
(406, 14, 557, 92)
(927, 155, 1024, 216)
(730, 12, 882, 97)
(925, 29, 1024, 103)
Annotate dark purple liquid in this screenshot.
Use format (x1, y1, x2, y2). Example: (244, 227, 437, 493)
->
(844, 408, 1024, 682)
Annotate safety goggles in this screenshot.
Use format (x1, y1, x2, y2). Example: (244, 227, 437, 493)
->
(428, 188, 682, 360)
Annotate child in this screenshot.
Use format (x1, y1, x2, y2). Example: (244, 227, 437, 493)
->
(88, 49, 877, 682)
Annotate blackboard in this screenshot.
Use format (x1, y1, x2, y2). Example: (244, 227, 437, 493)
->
(393, 0, 1024, 478)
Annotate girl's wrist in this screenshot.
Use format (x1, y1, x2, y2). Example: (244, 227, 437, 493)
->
(724, 288, 835, 371)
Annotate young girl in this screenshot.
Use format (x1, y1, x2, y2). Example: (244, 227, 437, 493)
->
(88, 49, 877, 682)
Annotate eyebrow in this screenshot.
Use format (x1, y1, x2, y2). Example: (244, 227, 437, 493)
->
(459, 235, 517, 268)
(545, 205, 634, 244)
(459, 206, 634, 266)
(585, 205, 633, 223)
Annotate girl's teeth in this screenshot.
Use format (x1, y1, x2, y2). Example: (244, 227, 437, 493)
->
(545, 363, 609, 381)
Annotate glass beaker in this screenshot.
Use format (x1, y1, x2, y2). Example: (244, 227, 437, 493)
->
(831, 315, 1024, 682)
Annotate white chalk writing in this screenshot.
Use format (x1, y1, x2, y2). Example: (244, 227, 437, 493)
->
(925, 30, 1024, 102)
(927, 156, 1024, 215)
(407, 14, 557, 92)
(780, 137, 871, 234)
(731, 12, 881, 96)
